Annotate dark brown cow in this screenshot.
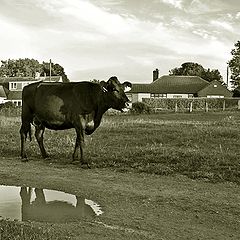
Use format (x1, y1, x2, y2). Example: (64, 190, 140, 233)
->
(20, 76, 131, 167)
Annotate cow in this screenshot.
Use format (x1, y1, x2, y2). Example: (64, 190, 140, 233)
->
(20, 76, 132, 168)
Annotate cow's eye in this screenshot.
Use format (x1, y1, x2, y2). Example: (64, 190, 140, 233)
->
(113, 88, 119, 92)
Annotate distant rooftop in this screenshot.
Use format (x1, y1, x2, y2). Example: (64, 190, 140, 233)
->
(0, 85, 7, 98)
(0, 76, 62, 84)
(151, 75, 209, 94)
(128, 75, 209, 94)
(7, 91, 22, 100)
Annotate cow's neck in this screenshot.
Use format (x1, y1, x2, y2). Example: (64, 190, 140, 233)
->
(100, 91, 113, 113)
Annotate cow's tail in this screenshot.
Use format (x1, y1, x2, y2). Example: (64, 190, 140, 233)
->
(28, 126, 32, 142)
(23, 124, 32, 142)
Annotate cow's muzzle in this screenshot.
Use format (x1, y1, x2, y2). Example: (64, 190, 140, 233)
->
(121, 102, 131, 112)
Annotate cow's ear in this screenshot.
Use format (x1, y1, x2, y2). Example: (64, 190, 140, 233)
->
(105, 78, 116, 92)
(122, 82, 132, 92)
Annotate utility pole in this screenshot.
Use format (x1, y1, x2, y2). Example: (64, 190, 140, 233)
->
(49, 59, 52, 81)
(227, 64, 229, 88)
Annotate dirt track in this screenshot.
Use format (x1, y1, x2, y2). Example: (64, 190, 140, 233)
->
(0, 156, 239, 239)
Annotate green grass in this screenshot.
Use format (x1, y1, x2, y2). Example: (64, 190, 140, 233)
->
(0, 111, 240, 184)
(0, 219, 70, 240)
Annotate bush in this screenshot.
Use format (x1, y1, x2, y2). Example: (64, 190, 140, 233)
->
(143, 98, 240, 112)
(131, 102, 151, 114)
(0, 101, 16, 109)
(0, 102, 21, 117)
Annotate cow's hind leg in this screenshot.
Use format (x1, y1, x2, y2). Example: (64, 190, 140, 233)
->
(35, 124, 49, 158)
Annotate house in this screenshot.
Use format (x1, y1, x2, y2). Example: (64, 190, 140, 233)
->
(0, 76, 62, 106)
(126, 69, 233, 102)
(0, 85, 8, 104)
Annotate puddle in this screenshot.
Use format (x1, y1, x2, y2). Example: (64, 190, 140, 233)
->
(0, 185, 103, 223)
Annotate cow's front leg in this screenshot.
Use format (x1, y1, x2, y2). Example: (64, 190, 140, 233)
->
(35, 124, 49, 158)
(72, 127, 90, 168)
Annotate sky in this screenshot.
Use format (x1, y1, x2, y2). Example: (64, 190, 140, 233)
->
(0, 0, 239, 83)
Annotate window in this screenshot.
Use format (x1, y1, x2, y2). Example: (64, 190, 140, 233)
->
(213, 84, 217, 88)
(13, 101, 22, 106)
(173, 95, 182, 98)
(151, 93, 167, 98)
(10, 82, 17, 89)
(207, 95, 224, 98)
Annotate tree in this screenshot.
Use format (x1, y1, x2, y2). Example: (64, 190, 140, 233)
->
(41, 61, 69, 82)
(201, 68, 222, 83)
(169, 62, 223, 83)
(90, 79, 100, 84)
(0, 58, 69, 82)
(228, 41, 240, 88)
(0, 58, 41, 77)
(170, 62, 204, 76)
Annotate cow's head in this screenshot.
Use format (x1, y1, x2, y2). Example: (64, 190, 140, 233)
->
(101, 76, 132, 111)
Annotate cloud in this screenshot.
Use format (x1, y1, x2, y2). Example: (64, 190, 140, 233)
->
(0, 18, 36, 59)
(210, 20, 234, 32)
(161, 0, 183, 9)
(236, 12, 240, 19)
(0, 0, 236, 83)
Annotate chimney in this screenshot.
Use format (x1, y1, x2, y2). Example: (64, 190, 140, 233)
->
(153, 68, 159, 81)
(35, 71, 40, 79)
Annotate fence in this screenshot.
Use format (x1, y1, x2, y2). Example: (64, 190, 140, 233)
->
(143, 98, 240, 113)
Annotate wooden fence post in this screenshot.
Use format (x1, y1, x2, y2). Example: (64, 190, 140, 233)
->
(174, 102, 178, 112)
(223, 100, 226, 111)
(205, 101, 208, 112)
(189, 101, 193, 113)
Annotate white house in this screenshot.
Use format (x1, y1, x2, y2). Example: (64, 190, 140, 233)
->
(0, 76, 62, 106)
(127, 69, 233, 102)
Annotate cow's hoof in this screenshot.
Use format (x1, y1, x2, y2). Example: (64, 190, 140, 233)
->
(71, 160, 80, 165)
(21, 158, 29, 162)
(81, 163, 91, 169)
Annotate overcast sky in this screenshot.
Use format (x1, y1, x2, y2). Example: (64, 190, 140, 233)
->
(0, 0, 239, 83)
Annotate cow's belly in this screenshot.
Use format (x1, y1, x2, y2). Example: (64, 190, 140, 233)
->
(35, 95, 73, 130)
(34, 95, 95, 131)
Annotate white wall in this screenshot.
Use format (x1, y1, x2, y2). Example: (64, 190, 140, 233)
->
(167, 93, 189, 98)
(137, 93, 151, 102)
(0, 97, 7, 104)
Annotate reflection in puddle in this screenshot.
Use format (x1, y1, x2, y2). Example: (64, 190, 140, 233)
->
(0, 185, 103, 223)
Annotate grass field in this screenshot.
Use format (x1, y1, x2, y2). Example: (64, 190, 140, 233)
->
(0, 111, 240, 239)
(1, 111, 239, 183)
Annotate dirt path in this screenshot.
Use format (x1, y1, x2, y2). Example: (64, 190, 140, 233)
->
(0, 157, 239, 239)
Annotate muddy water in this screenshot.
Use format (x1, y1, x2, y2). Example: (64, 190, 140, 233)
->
(0, 185, 103, 223)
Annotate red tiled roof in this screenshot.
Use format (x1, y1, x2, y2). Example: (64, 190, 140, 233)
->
(0, 76, 62, 84)
(0, 86, 7, 98)
(197, 80, 233, 97)
(128, 75, 209, 94)
(129, 84, 150, 93)
(7, 91, 22, 100)
(150, 76, 209, 94)
(0, 77, 35, 83)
